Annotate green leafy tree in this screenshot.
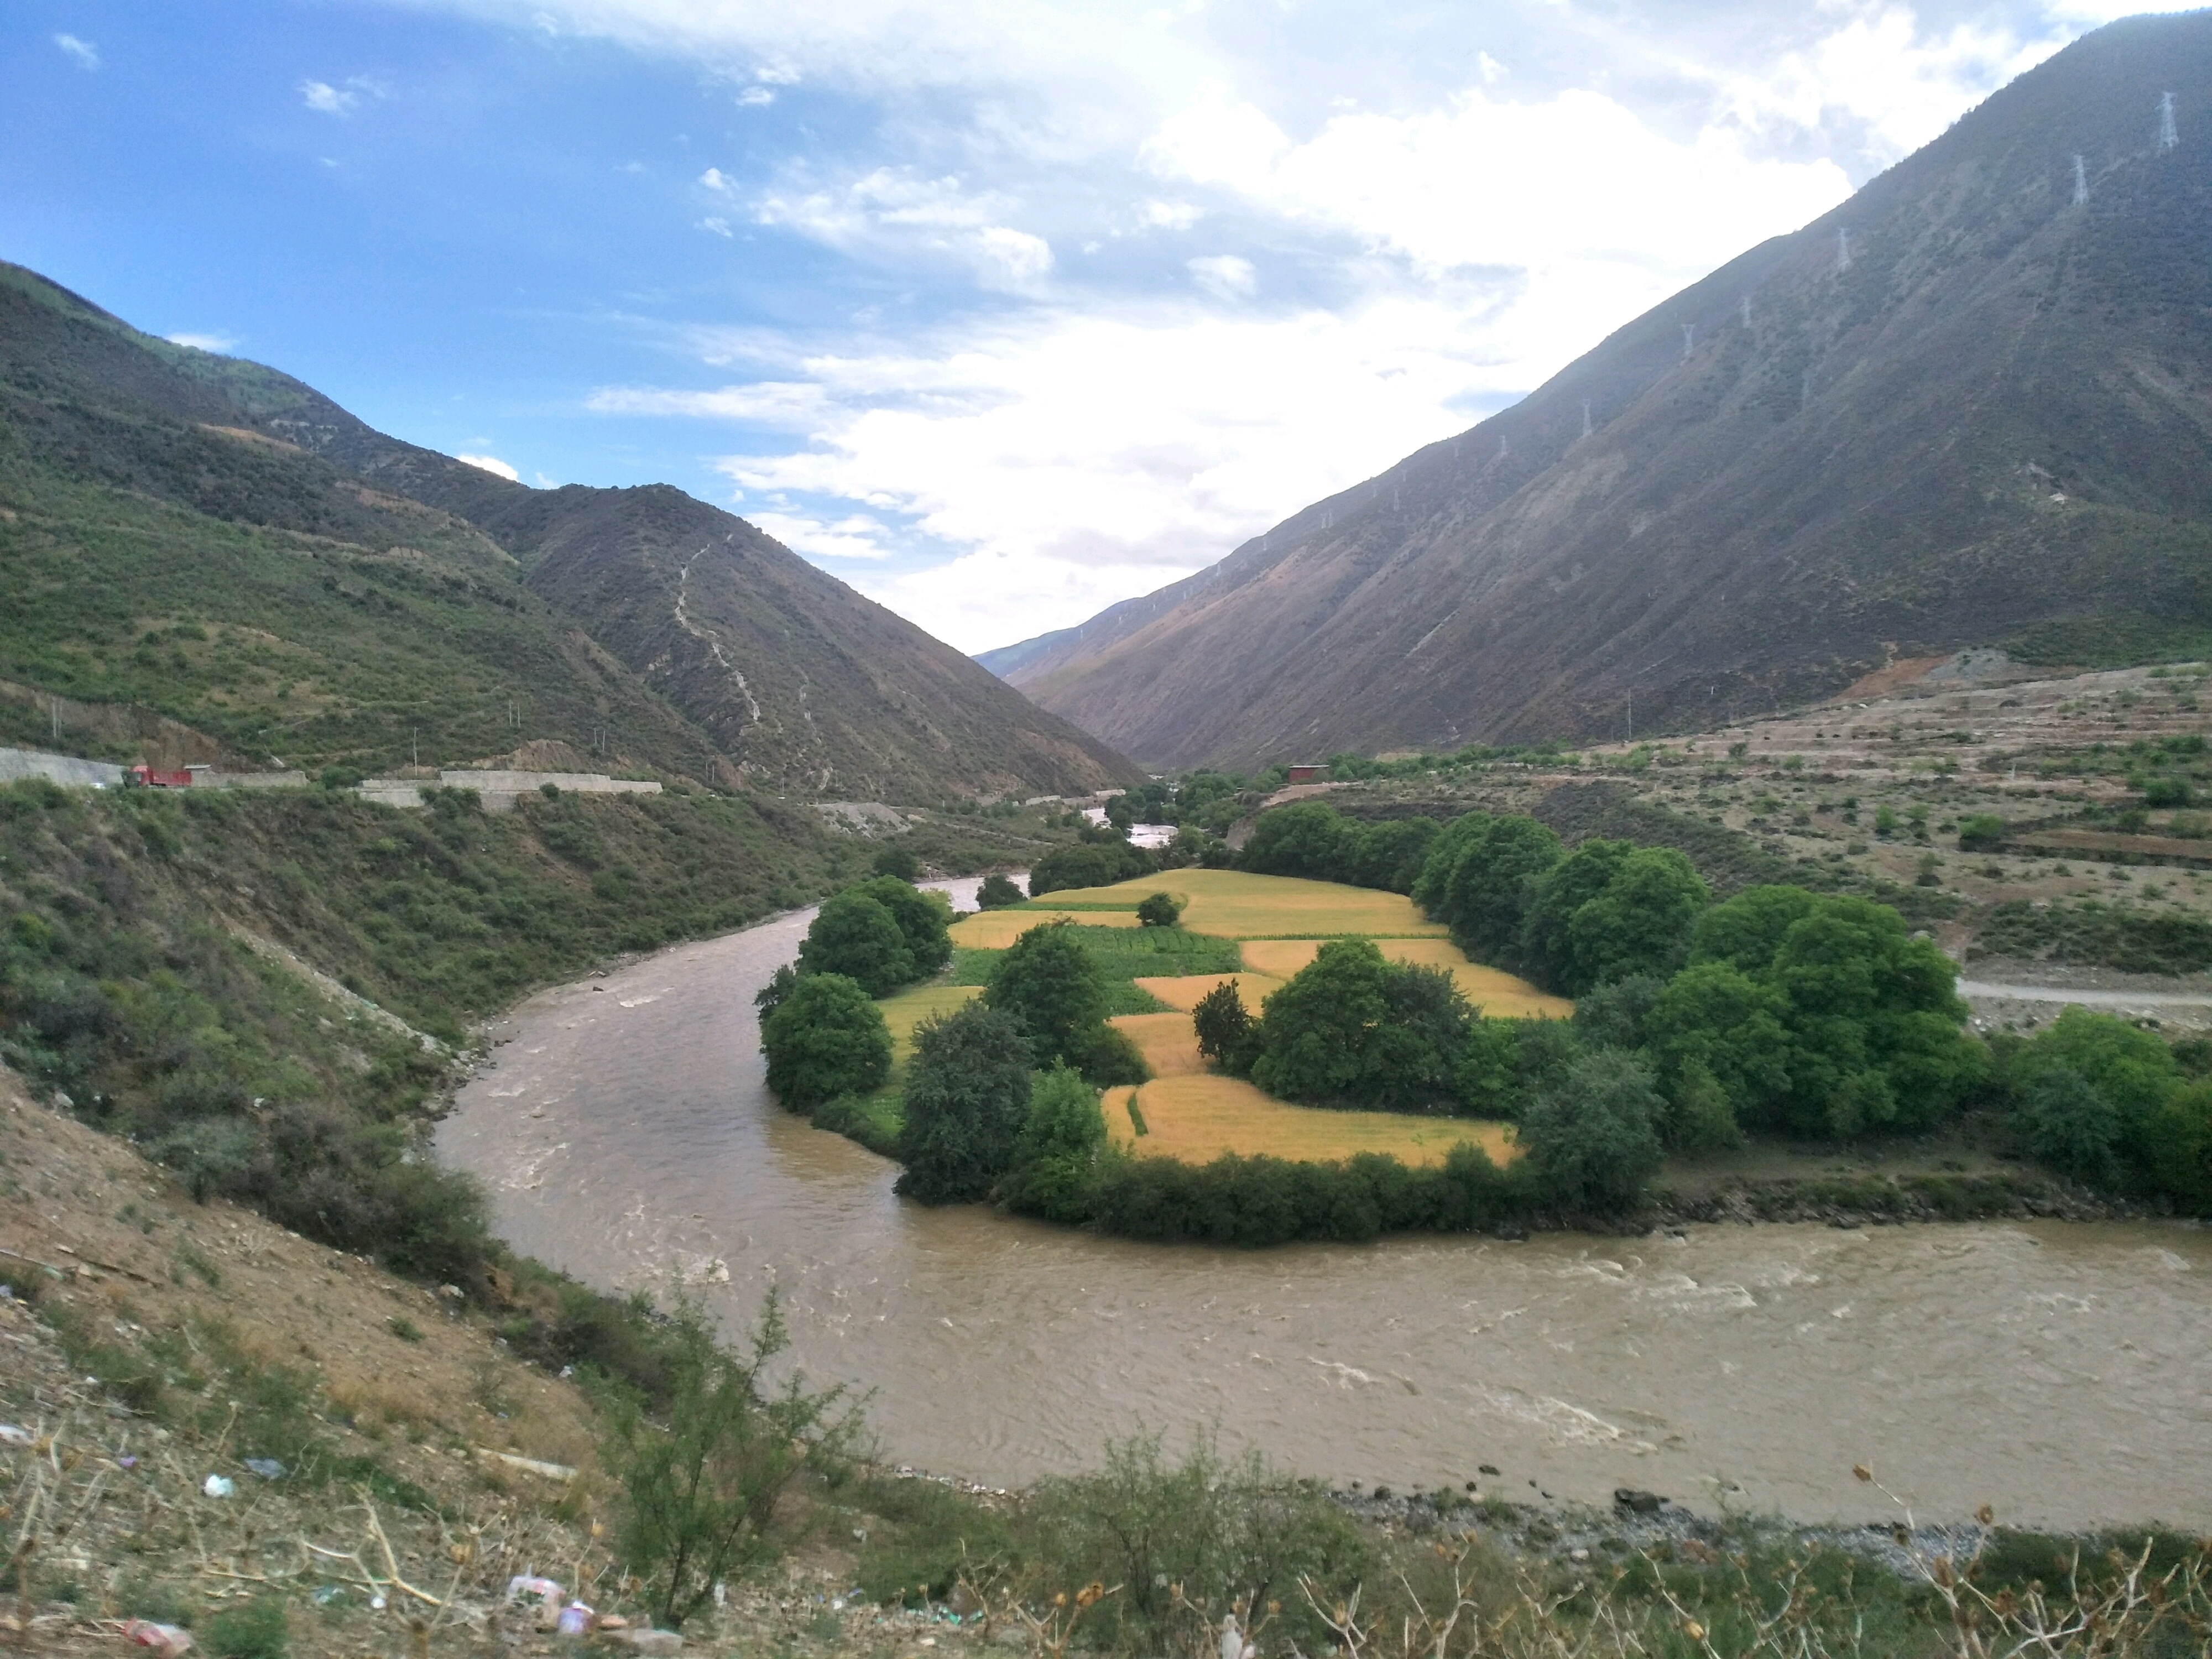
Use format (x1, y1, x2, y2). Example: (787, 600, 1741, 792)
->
(985, 920, 1110, 1069)
(999, 1063, 1110, 1222)
(895, 999, 1036, 1204)
(976, 872, 1025, 909)
(1345, 815, 1440, 894)
(1136, 890, 1185, 927)
(2144, 1081, 2212, 1212)
(2018, 1065, 2121, 1187)
(872, 843, 921, 880)
(1570, 973, 1665, 1052)
(1421, 813, 1563, 960)
(1517, 1048, 1665, 1211)
(1454, 1016, 1578, 1120)
(797, 891, 914, 995)
(1560, 847, 1708, 990)
(2010, 1007, 2183, 1187)
(1250, 940, 1392, 1105)
(761, 974, 892, 1109)
(1028, 840, 1155, 896)
(1642, 962, 1795, 1130)
(1687, 884, 1820, 975)
(1191, 979, 1255, 1072)
(598, 1293, 860, 1630)
(1668, 1057, 1745, 1154)
(852, 875, 954, 975)
(753, 963, 798, 1024)
(1239, 801, 1352, 879)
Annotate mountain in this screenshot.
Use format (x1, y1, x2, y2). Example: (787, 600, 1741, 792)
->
(0, 263, 1138, 800)
(992, 13, 2212, 768)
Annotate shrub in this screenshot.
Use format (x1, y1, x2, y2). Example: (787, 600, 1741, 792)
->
(205, 1594, 289, 1659)
(1028, 840, 1155, 896)
(1958, 813, 2008, 851)
(2142, 776, 2194, 808)
(598, 1293, 860, 1630)
(975, 872, 1025, 909)
(1517, 1049, 1665, 1211)
(796, 891, 913, 995)
(2017, 1065, 2121, 1187)
(1135, 890, 1185, 927)
(896, 1000, 1035, 1204)
(761, 975, 892, 1109)
(872, 843, 920, 880)
(999, 1065, 1108, 1222)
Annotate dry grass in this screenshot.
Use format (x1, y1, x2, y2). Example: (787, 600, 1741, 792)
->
(876, 982, 984, 1060)
(1016, 870, 1448, 940)
(1131, 971, 1284, 1013)
(1105, 1014, 1516, 1167)
(948, 909, 1142, 948)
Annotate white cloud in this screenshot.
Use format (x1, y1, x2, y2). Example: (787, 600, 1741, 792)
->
(697, 216, 734, 236)
(53, 34, 98, 71)
(301, 79, 359, 114)
(456, 452, 521, 479)
(753, 167, 1054, 290)
(1187, 254, 1255, 301)
(747, 510, 899, 559)
(166, 331, 238, 353)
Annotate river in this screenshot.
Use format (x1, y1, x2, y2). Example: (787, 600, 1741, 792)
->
(437, 884, 2212, 1529)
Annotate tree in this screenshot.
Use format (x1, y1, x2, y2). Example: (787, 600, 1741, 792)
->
(1559, 847, 1707, 991)
(1136, 890, 1185, 927)
(1642, 962, 1794, 1130)
(984, 921, 1111, 1069)
(1249, 940, 1392, 1105)
(761, 975, 892, 1109)
(598, 1292, 860, 1630)
(2018, 1065, 2121, 1187)
(895, 999, 1036, 1203)
(1029, 840, 1155, 896)
(797, 891, 913, 995)
(1192, 979, 1255, 1072)
(1424, 814, 1562, 960)
(2010, 1007, 2183, 1185)
(1517, 1048, 1665, 1211)
(872, 843, 920, 881)
(1239, 802, 1351, 880)
(753, 963, 798, 1025)
(852, 875, 953, 975)
(977, 872, 1025, 910)
(999, 1064, 1110, 1222)
(1345, 816, 1440, 894)
(1688, 885, 1821, 975)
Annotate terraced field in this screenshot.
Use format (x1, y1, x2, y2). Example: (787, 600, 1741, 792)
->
(966, 870, 1555, 1167)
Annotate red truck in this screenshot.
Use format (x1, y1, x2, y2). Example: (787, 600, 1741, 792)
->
(126, 764, 196, 787)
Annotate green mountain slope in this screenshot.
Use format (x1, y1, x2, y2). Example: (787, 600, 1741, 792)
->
(0, 264, 1139, 799)
(998, 13, 2212, 766)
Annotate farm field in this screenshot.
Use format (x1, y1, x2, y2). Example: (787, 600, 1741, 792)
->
(934, 869, 1549, 1168)
(1014, 868, 1449, 939)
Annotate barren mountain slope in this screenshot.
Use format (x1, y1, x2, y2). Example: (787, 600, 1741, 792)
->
(1001, 13, 2212, 767)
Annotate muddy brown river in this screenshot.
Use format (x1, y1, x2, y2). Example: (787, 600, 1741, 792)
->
(439, 885, 2212, 1528)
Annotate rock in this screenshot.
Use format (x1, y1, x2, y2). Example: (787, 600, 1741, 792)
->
(1613, 1489, 1666, 1514)
(623, 1632, 684, 1656)
(1478, 1464, 1500, 1477)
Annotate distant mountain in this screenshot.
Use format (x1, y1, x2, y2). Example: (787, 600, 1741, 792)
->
(0, 264, 1138, 800)
(993, 13, 2212, 767)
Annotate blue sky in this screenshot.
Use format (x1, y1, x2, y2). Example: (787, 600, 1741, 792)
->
(3, 0, 2182, 651)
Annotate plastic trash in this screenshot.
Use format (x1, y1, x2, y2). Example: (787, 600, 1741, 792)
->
(556, 1601, 596, 1636)
(242, 1458, 286, 1480)
(0, 1424, 33, 1447)
(121, 1620, 195, 1656)
(505, 1575, 564, 1606)
(201, 1474, 234, 1498)
(312, 1585, 346, 1606)
(118, 1455, 138, 1469)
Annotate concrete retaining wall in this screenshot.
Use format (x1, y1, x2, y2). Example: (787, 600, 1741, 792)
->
(0, 747, 125, 788)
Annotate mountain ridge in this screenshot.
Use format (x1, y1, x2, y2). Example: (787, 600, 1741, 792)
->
(991, 12, 2212, 767)
(0, 262, 1139, 800)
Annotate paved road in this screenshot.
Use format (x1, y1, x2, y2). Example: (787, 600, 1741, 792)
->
(1959, 979, 2212, 1008)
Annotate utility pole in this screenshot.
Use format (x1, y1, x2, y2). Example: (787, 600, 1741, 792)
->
(1626, 690, 1633, 743)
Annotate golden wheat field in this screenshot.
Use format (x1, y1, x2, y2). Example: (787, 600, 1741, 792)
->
(947, 907, 1142, 949)
(875, 982, 983, 1060)
(1235, 938, 1573, 1020)
(1014, 868, 1448, 940)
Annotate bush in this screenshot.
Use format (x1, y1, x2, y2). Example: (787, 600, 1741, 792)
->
(797, 891, 914, 995)
(761, 975, 893, 1110)
(872, 844, 920, 880)
(895, 1000, 1035, 1204)
(1135, 890, 1185, 927)
(598, 1293, 861, 1629)
(999, 1065, 1109, 1222)
(205, 1594, 289, 1659)
(2017, 1065, 2122, 1187)
(1028, 839, 1155, 896)
(1454, 1016, 1579, 1121)
(1958, 813, 2008, 851)
(1517, 1049, 1665, 1211)
(976, 872, 1025, 909)
(850, 876, 953, 977)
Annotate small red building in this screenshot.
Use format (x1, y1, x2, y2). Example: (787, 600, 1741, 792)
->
(1284, 764, 1328, 785)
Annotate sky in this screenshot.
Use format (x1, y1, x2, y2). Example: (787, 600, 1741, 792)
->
(2, 0, 2190, 653)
